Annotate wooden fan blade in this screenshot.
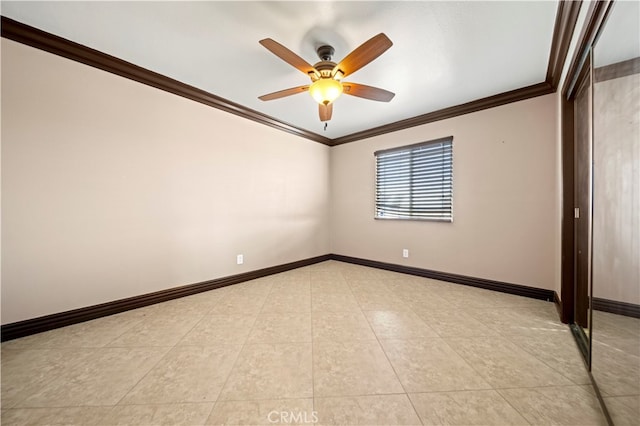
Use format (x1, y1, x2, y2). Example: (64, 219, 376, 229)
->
(342, 83, 395, 102)
(258, 85, 309, 101)
(259, 38, 319, 79)
(332, 33, 392, 79)
(319, 103, 333, 122)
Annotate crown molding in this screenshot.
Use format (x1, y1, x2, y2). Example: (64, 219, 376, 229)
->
(547, 0, 583, 90)
(562, 0, 615, 99)
(331, 0, 580, 145)
(0, 16, 333, 146)
(2, 1, 578, 146)
(330, 82, 554, 145)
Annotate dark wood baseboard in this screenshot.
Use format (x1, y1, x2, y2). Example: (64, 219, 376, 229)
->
(595, 57, 640, 83)
(1, 253, 559, 342)
(329, 254, 555, 301)
(592, 297, 640, 319)
(0, 254, 330, 342)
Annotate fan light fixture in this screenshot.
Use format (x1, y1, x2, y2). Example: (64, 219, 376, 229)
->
(309, 78, 343, 105)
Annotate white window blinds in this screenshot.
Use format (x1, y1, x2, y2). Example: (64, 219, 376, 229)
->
(375, 136, 453, 221)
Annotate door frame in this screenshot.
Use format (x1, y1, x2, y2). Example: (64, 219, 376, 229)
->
(560, 0, 614, 325)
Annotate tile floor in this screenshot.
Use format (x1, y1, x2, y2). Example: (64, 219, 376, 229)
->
(591, 310, 640, 426)
(1, 261, 608, 425)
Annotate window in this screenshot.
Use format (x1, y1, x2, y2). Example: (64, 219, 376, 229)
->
(375, 136, 453, 221)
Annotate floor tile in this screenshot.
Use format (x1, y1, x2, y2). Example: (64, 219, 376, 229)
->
(603, 395, 640, 426)
(178, 315, 256, 346)
(266, 274, 309, 286)
(312, 292, 361, 312)
(121, 345, 241, 404)
(268, 280, 311, 296)
(364, 310, 438, 339)
(412, 308, 499, 337)
(153, 294, 220, 316)
(593, 310, 640, 341)
(506, 328, 591, 385)
(1, 407, 113, 425)
(307, 261, 341, 272)
(498, 385, 607, 425)
(352, 291, 410, 311)
(384, 279, 431, 294)
(219, 343, 313, 400)
(436, 287, 515, 309)
(313, 340, 404, 397)
(310, 271, 346, 282)
(312, 311, 377, 342)
(211, 293, 267, 315)
(311, 280, 352, 294)
(591, 339, 640, 396)
(380, 338, 491, 393)
(347, 279, 392, 293)
(466, 305, 564, 335)
(314, 394, 421, 425)
(226, 280, 272, 296)
(341, 268, 387, 281)
(270, 276, 311, 294)
(1, 348, 84, 408)
(445, 336, 574, 388)
(20, 347, 169, 407)
(409, 390, 529, 425)
(107, 314, 202, 347)
(262, 293, 311, 313)
(247, 313, 312, 343)
(594, 335, 640, 358)
(206, 398, 314, 425)
(396, 292, 456, 311)
(0, 310, 147, 350)
(269, 273, 309, 282)
(101, 403, 213, 425)
(1, 261, 610, 426)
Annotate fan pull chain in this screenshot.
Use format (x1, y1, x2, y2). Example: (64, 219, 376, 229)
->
(324, 123, 328, 131)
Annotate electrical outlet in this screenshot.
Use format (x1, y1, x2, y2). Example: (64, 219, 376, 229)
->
(402, 249, 409, 258)
(237, 254, 244, 265)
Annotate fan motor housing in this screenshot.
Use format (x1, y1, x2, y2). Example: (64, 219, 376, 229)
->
(313, 61, 336, 78)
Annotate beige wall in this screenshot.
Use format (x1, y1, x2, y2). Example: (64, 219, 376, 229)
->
(1, 39, 330, 324)
(330, 94, 559, 290)
(1, 36, 564, 325)
(593, 72, 640, 304)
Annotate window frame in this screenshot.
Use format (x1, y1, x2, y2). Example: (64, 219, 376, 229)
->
(374, 136, 454, 222)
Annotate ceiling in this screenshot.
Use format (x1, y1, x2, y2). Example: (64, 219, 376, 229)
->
(2, 1, 559, 140)
(593, 0, 640, 67)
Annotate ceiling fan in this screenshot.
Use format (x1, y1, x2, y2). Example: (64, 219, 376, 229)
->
(258, 33, 395, 122)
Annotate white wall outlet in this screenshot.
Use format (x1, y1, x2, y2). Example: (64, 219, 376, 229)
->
(236, 254, 244, 265)
(402, 249, 409, 258)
